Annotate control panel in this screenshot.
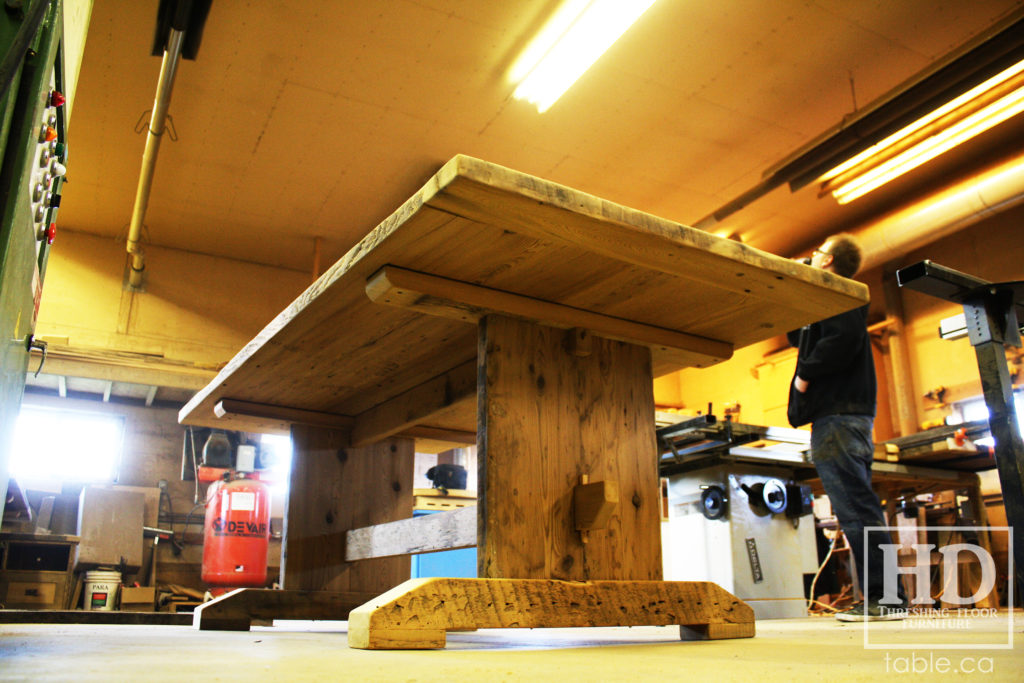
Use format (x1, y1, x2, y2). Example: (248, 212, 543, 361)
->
(28, 75, 66, 254)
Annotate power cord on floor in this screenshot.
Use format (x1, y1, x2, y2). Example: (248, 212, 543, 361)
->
(807, 530, 840, 614)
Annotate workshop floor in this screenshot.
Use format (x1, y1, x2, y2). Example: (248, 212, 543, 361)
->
(2, 612, 1022, 681)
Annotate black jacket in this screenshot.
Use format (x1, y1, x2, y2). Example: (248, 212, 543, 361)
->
(786, 304, 876, 427)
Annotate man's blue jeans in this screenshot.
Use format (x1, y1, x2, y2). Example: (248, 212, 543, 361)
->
(810, 414, 894, 603)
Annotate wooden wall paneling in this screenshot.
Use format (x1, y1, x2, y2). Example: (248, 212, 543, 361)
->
(282, 425, 413, 593)
(477, 315, 662, 581)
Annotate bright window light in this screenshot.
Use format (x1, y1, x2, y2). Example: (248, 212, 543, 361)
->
(511, 0, 657, 113)
(958, 398, 991, 424)
(949, 392, 1024, 447)
(10, 405, 124, 485)
(259, 433, 292, 495)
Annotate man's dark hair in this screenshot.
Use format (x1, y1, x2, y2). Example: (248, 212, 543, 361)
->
(823, 233, 862, 278)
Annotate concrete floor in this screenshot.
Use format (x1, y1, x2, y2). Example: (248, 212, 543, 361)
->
(2, 613, 1022, 681)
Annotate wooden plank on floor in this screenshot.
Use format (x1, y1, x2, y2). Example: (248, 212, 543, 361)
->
(193, 588, 378, 631)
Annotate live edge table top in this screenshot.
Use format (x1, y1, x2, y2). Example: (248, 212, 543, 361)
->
(179, 155, 867, 440)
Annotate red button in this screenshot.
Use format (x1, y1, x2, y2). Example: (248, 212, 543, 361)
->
(46, 223, 56, 245)
(49, 90, 66, 107)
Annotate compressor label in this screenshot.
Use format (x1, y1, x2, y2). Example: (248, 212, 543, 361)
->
(211, 517, 268, 537)
(230, 492, 256, 511)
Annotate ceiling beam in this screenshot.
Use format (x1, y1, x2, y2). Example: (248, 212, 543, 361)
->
(350, 359, 477, 448)
(31, 343, 218, 390)
(365, 265, 733, 364)
(213, 399, 354, 432)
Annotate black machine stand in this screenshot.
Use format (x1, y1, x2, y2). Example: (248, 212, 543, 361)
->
(897, 260, 1023, 592)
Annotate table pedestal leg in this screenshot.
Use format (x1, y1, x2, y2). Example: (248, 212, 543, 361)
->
(350, 315, 753, 648)
(477, 315, 663, 581)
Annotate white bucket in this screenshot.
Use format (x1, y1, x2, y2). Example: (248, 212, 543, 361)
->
(84, 570, 121, 611)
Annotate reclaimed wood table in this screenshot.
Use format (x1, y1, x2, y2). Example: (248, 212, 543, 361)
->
(180, 155, 867, 648)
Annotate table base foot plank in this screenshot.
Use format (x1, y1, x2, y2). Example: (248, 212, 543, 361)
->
(679, 622, 756, 640)
(347, 578, 755, 649)
(478, 315, 662, 581)
(283, 428, 414, 593)
(194, 588, 383, 631)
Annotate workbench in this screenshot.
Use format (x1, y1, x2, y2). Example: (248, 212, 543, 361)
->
(0, 532, 80, 610)
(180, 155, 867, 648)
(654, 416, 1002, 610)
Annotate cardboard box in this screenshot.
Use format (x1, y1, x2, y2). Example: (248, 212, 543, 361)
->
(74, 486, 144, 571)
(90, 485, 161, 527)
(120, 585, 156, 611)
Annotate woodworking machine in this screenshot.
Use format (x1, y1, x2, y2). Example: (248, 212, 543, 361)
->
(657, 415, 818, 619)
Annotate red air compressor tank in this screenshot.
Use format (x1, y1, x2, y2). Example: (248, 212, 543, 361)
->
(201, 475, 271, 590)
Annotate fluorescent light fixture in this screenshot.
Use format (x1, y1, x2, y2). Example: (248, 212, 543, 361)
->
(819, 57, 1024, 204)
(511, 0, 657, 113)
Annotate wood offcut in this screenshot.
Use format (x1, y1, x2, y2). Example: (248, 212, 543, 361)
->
(345, 506, 476, 561)
(574, 477, 619, 535)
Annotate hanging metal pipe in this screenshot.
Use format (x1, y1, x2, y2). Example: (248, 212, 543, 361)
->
(312, 236, 323, 281)
(126, 28, 186, 289)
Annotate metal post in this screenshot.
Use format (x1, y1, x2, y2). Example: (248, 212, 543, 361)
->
(964, 292, 1024, 592)
(897, 260, 1024, 593)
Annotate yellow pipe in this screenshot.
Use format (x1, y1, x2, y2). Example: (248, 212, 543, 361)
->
(126, 28, 185, 289)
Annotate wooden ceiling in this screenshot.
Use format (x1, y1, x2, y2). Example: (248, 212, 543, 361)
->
(60, 0, 1024, 274)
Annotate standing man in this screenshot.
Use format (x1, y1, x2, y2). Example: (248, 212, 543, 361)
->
(788, 233, 903, 622)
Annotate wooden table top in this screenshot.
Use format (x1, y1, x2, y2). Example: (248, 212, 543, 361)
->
(179, 155, 867, 438)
